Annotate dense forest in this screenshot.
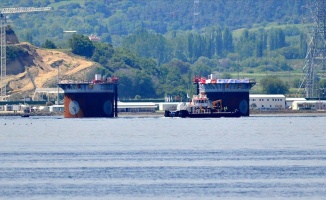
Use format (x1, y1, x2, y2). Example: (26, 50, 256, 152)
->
(1, 0, 319, 99)
(1, 0, 306, 46)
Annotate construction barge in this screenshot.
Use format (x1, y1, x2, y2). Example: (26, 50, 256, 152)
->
(58, 74, 118, 118)
(164, 75, 256, 118)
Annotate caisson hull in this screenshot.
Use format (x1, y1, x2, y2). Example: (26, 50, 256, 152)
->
(58, 75, 118, 118)
(205, 91, 250, 116)
(63, 93, 115, 118)
(195, 76, 256, 116)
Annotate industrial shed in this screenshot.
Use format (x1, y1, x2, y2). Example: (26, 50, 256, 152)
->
(291, 100, 326, 110)
(249, 94, 286, 110)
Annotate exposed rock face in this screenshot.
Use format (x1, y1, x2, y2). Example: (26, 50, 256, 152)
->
(4, 42, 98, 100)
(6, 44, 34, 75)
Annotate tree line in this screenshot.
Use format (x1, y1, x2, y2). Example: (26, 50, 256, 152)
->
(60, 25, 310, 100)
(3, 0, 319, 99)
(0, 0, 306, 48)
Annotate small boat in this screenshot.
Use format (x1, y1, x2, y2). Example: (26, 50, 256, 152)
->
(164, 93, 241, 118)
(21, 108, 30, 117)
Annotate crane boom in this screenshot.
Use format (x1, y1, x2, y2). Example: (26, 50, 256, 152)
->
(0, 7, 51, 100)
(0, 7, 51, 14)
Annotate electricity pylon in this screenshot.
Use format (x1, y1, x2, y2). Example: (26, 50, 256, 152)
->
(299, 0, 326, 98)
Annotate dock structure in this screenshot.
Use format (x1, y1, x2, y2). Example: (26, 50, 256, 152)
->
(193, 75, 256, 116)
(58, 74, 118, 118)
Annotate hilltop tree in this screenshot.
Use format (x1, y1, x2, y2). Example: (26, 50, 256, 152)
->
(122, 29, 171, 64)
(42, 39, 57, 49)
(269, 28, 286, 51)
(91, 42, 114, 66)
(299, 32, 307, 59)
(68, 34, 95, 58)
(260, 75, 289, 94)
(222, 27, 234, 56)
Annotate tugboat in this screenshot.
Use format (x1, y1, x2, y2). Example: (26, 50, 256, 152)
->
(164, 74, 256, 118)
(164, 93, 241, 118)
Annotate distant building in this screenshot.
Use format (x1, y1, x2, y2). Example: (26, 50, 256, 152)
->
(49, 105, 64, 112)
(117, 102, 157, 112)
(158, 102, 179, 111)
(89, 34, 100, 41)
(285, 98, 306, 109)
(250, 94, 286, 110)
(291, 100, 326, 110)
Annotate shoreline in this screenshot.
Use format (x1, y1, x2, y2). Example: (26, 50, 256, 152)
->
(250, 109, 326, 116)
(0, 111, 62, 117)
(1, 110, 326, 117)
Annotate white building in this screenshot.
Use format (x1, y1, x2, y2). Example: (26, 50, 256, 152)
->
(158, 102, 180, 111)
(292, 100, 326, 110)
(49, 105, 64, 112)
(250, 94, 286, 110)
(117, 102, 157, 112)
(285, 98, 306, 109)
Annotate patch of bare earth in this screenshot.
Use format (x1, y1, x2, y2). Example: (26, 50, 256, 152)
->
(5, 43, 97, 99)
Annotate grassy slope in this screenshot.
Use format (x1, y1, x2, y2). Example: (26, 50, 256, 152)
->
(232, 22, 306, 96)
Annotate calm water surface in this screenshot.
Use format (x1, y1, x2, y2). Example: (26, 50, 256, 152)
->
(0, 114, 326, 200)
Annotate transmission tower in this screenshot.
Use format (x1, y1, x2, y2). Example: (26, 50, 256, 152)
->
(192, 0, 200, 31)
(299, 0, 326, 98)
(0, 7, 51, 101)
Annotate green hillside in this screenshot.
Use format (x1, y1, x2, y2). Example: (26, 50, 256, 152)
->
(1, 0, 320, 99)
(1, 0, 306, 46)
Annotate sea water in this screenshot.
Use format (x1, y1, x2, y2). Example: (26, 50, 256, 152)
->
(0, 114, 326, 200)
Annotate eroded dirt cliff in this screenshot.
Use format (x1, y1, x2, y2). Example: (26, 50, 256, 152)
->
(4, 42, 98, 100)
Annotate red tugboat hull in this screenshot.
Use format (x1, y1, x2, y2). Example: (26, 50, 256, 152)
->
(164, 109, 241, 118)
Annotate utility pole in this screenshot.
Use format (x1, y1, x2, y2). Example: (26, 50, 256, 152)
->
(0, 7, 51, 101)
(57, 65, 60, 105)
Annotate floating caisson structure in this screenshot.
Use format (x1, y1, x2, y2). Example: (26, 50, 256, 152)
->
(194, 75, 256, 116)
(165, 75, 256, 118)
(58, 74, 118, 118)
